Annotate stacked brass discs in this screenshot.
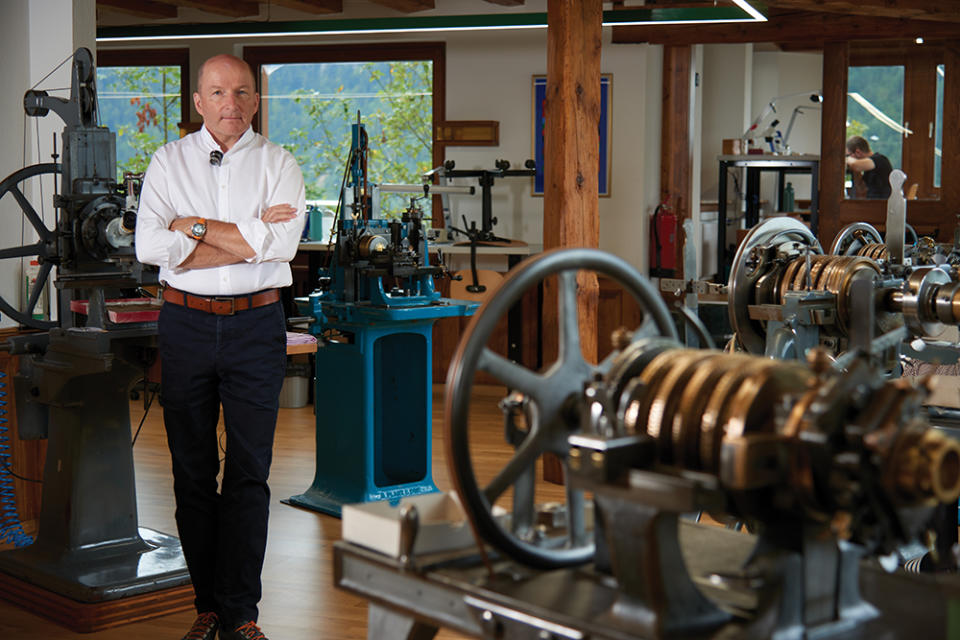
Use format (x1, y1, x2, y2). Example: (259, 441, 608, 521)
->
(855, 243, 889, 261)
(619, 349, 812, 473)
(776, 255, 882, 334)
(614, 346, 960, 513)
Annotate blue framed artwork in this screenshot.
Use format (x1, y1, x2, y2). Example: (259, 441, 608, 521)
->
(532, 74, 612, 197)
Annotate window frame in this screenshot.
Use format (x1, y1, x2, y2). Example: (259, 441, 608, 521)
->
(820, 41, 960, 245)
(95, 48, 191, 132)
(848, 46, 942, 201)
(243, 42, 446, 224)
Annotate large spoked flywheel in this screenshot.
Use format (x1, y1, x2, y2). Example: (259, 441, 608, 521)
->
(728, 217, 821, 354)
(444, 248, 678, 569)
(829, 222, 883, 256)
(0, 163, 61, 329)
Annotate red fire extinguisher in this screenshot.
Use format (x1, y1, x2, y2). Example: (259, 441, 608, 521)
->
(650, 201, 677, 277)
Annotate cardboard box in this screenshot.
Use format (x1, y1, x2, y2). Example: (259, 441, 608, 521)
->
(722, 138, 743, 155)
(342, 492, 477, 558)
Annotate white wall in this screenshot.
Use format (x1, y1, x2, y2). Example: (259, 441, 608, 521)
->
(749, 50, 823, 213)
(99, 27, 664, 273)
(696, 47, 822, 278)
(0, 1, 32, 329)
(443, 30, 659, 272)
(442, 30, 548, 246)
(0, 4, 832, 330)
(601, 39, 660, 275)
(700, 44, 753, 203)
(0, 0, 95, 328)
(699, 48, 823, 210)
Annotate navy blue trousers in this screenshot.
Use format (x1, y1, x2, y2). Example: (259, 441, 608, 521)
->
(158, 298, 286, 628)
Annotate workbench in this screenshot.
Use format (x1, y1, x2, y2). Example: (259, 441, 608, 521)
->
(716, 154, 820, 281)
(335, 519, 960, 639)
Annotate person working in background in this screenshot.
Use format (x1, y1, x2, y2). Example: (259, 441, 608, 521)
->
(845, 135, 893, 199)
(136, 54, 306, 640)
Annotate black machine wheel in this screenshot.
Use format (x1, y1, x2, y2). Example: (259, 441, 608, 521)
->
(444, 248, 678, 569)
(0, 163, 61, 329)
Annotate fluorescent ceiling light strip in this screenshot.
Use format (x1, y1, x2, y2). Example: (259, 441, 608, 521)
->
(97, 4, 766, 42)
(601, 5, 765, 26)
(99, 25, 546, 42)
(732, 0, 768, 22)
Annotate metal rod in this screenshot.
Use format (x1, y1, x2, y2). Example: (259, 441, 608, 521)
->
(377, 183, 475, 195)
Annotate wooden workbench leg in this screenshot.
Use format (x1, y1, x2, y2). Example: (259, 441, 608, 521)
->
(367, 603, 439, 640)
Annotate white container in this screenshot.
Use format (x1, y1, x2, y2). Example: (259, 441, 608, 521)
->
(278, 375, 309, 409)
(342, 492, 477, 558)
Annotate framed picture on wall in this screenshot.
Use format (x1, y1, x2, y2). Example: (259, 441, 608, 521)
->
(532, 74, 612, 197)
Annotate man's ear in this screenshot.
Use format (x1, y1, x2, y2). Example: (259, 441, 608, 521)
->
(193, 92, 203, 116)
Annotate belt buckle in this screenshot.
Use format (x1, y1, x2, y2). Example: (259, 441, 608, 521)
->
(212, 297, 236, 315)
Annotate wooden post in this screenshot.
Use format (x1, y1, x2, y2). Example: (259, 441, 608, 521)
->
(659, 44, 692, 302)
(542, 0, 602, 484)
(542, 0, 602, 366)
(819, 41, 848, 245)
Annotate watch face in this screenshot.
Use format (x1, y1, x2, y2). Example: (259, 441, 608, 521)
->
(192, 222, 206, 239)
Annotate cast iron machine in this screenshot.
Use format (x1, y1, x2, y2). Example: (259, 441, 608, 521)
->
(330, 248, 960, 639)
(0, 48, 187, 609)
(288, 117, 478, 516)
(726, 214, 960, 367)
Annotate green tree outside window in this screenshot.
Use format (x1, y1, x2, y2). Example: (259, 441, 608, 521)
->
(97, 65, 182, 180)
(263, 60, 432, 216)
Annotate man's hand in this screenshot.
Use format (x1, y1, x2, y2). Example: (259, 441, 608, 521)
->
(168, 205, 296, 236)
(169, 216, 199, 235)
(261, 203, 297, 223)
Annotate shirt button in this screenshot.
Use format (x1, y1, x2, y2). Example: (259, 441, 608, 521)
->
(220, 184, 226, 189)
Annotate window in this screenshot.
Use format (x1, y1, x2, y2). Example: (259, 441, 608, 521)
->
(821, 41, 959, 244)
(261, 59, 433, 215)
(847, 65, 904, 168)
(96, 49, 189, 181)
(846, 46, 944, 200)
(936, 64, 944, 188)
(245, 43, 445, 219)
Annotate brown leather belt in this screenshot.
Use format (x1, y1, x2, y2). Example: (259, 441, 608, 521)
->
(162, 287, 280, 315)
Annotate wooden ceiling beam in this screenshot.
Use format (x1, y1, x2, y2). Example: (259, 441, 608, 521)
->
(767, 0, 960, 23)
(96, 0, 177, 19)
(151, 0, 260, 18)
(269, 0, 343, 14)
(367, 0, 435, 12)
(612, 9, 960, 46)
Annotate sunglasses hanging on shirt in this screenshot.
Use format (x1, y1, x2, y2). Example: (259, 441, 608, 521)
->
(210, 150, 223, 166)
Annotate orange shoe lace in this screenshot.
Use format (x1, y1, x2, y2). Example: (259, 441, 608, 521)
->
(233, 621, 267, 640)
(183, 612, 219, 640)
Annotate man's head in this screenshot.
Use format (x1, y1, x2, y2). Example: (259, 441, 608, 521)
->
(194, 55, 258, 150)
(846, 135, 872, 159)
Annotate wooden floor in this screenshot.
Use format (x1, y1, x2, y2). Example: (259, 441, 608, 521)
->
(0, 384, 527, 640)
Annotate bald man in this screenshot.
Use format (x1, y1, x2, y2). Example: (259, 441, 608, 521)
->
(136, 54, 305, 640)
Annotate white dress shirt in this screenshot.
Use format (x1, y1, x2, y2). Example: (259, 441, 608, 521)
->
(136, 125, 306, 296)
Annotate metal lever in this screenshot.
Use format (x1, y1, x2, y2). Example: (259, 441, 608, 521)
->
(398, 503, 420, 571)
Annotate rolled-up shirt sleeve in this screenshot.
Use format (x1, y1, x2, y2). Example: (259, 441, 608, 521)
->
(135, 151, 199, 270)
(235, 150, 307, 264)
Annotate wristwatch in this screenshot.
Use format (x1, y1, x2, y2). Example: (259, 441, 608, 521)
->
(190, 218, 208, 241)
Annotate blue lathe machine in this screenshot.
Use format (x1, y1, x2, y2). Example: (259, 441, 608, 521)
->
(287, 117, 478, 516)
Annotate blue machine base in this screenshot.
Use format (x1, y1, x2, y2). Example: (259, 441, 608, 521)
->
(285, 480, 439, 518)
(288, 298, 476, 520)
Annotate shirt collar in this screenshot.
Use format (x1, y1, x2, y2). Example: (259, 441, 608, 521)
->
(199, 124, 255, 156)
